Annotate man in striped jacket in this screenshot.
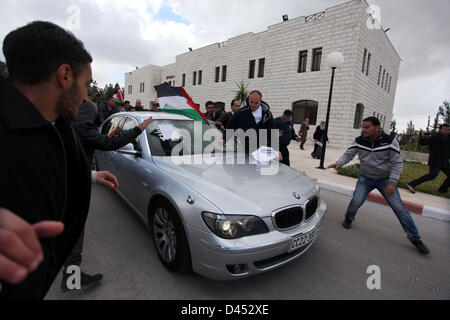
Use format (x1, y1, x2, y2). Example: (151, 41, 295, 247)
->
(328, 117, 430, 255)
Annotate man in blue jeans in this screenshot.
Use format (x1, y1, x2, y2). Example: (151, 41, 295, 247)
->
(328, 117, 430, 254)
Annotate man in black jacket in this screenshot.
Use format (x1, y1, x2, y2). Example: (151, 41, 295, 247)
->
(274, 110, 300, 166)
(216, 99, 241, 130)
(225, 90, 277, 154)
(60, 100, 152, 291)
(0, 21, 100, 299)
(98, 96, 119, 124)
(407, 124, 450, 194)
(71, 100, 152, 165)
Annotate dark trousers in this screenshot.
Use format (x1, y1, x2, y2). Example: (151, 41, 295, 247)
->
(299, 140, 306, 150)
(280, 144, 290, 166)
(64, 228, 85, 267)
(409, 166, 450, 192)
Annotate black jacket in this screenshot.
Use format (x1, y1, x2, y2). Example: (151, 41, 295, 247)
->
(274, 116, 298, 146)
(419, 133, 450, 169)
(0, 79, 91, 299)
(225, 100, 276, 152)
(71, 101, 142, 164)
(98, 103, 119, 124)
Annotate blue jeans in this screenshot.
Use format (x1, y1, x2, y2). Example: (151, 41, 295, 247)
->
(345, 176, 421, 241)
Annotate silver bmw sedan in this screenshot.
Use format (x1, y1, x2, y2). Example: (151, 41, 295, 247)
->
(95, 112, 326, 280)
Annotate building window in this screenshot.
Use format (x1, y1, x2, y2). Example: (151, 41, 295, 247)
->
(182, 74, 186, 87)
(193, 71, 197, 86)
(139, 82, 145, 92)
(258, 58, 265, 78)
(381, 69, 385, 89)
(353, 104, 365, 129)
(385, 73, 389, 91)
(222, 65, 227, 82)
(249, 60, 256, 78)
(366, 53, 371, 76)
(292, 100, 318, 125)
(298, 50, 308, 73)
(198, 70, 202, 85)
(215, 67, 220, 83)
(128, 85, 132, 94)
(388, 76, 392, 93)
(311, 48, 322, 72)
(377, 66, 382, 85)
(362, 49, 367, 73)
(383, 115, 386, 128)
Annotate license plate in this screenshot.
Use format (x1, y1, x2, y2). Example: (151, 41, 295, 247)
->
(289, 228, 317, 252)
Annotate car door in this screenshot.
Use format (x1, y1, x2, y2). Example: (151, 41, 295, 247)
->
(96, 115, 126, 172)
(115, 116, 151, 215)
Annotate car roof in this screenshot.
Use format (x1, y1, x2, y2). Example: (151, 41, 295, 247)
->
(117, 111, 193, 121)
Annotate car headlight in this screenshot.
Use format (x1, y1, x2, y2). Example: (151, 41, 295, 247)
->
(202, 212, 269, 239)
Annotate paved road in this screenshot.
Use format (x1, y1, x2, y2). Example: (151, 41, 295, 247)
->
(46, 185, 450, 300)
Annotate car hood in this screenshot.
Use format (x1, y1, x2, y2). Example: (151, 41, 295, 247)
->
(152, 153, 316, 216)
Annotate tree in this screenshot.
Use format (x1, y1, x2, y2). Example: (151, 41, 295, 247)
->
(426, 115, 431, 133)
(233, 81, 249, 107)
(432, 100, 450, 132)
(390, 118, 398, 138)
(440, 100, 450, 125)
(0, 60, 8, 79)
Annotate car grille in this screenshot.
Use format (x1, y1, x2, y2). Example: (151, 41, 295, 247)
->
(273, 206, 303, 229)
(305, 196, 318, 220)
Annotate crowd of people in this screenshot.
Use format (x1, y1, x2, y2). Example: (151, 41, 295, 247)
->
(1, 20, 444, 301)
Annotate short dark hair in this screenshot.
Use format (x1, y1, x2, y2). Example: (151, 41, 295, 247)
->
(231, 99, 240, 106)
(3, 21, 92, 84)
(249, 90, 262, 99)
(205, 101, 214, 107)
(439, 124, 449, 129)
(124, 100, 130, 104)
(283, 110, 293, 117)
(363, 117, 381, 126)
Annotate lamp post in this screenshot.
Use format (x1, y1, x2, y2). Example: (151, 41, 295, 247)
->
(317, 51, 344, 170)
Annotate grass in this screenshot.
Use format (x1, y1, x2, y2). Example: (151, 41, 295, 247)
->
(337, 161, 449, 199)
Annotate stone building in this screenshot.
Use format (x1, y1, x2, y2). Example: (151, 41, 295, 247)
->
(124, 0, 400, 148)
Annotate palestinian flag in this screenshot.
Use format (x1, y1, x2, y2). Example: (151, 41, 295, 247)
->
(113, 89, 124, 103)
(154, 82, 208, 123)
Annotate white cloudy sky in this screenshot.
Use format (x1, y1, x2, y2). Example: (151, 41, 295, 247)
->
(1, 0, 449, 132)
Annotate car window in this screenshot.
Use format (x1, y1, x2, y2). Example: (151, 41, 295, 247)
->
(103, 116, 124, 137)
(122, 117, 141, 151)
(145, 120, 224, 157)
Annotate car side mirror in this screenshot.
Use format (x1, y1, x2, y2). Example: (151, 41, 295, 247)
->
(118, 143, 142, 157)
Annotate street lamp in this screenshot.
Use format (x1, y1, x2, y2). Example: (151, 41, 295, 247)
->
(317, 51, 344, 170)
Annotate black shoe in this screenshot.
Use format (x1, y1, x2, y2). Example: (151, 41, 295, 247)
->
(411, 240, 430, 255)
(61, 270, 103, 292)
(342, 219, 352, 229)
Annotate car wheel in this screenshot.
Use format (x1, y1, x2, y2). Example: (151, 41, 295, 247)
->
(150, 200, 192, 273)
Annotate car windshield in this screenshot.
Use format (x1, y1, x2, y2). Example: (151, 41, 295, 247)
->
(146, 119, 233, 157)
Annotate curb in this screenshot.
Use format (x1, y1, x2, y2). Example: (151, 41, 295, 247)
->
(317, 180, 450, 223)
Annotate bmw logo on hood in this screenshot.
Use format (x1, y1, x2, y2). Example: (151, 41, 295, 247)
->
(293, 192, 301, 200)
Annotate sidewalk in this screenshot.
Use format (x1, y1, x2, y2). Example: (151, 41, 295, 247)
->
(288, 142, 450, 223)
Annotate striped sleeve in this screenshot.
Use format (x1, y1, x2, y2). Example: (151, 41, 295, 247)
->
(388, 139, 403, 185)
(336, 140, 358, 167)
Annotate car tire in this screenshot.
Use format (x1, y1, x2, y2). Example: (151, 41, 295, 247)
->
(150, 200, 192, 273)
